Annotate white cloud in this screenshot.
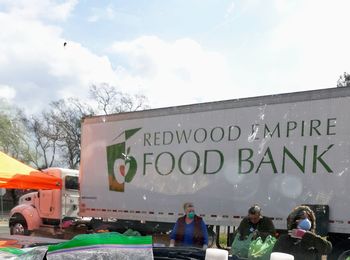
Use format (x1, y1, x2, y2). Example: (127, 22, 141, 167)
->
(106, 6, 116, 20)
(87, 14, 99, 23)
(0, 12, 119, 113)
(0, 3, 235, 113)
(255, 0, 350, 92)
(273, 0, 298, 14)
(110, 36, 236, 108)
(87, 5, 138, 24)
(0, 84, 16, 100)
(0, 0, 78, 21)
(225, 1, 235, 19)
(3, 0, 348, 116)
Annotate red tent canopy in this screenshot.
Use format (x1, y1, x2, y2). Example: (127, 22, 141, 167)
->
(0, 151, 62, 190)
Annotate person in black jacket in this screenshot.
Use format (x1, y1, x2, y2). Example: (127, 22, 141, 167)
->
(272, 205, 332, 260)
(236, 204, 276, 240)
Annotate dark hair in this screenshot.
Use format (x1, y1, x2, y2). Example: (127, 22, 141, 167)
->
(287, 205, 316, 232)
(248, 205, 261, 215)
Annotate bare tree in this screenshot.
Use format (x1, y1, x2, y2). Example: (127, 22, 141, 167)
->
(21, 113, 60, 169)
(21, 98, 93, 169)
(4, 85, 149, 170)
(47, 98, 93, 169)
(90, 83, 149, 115)
(0, 101, 33, 164)
(337, 72, 350, 88)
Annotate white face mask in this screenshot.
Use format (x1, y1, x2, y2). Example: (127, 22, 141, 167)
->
(297, 218, 311, 231)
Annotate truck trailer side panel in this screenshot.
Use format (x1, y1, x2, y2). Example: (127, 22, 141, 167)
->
(79, 87, 350, 234)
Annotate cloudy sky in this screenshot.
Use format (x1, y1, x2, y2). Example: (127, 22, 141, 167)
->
(0, 0, 350, 112)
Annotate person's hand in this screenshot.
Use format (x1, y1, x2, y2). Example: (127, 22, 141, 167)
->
(288, 229, 306, 239)
(202, 244, 208, 250)
(169, 239, 175, 247)
(252, 230, 258, 239)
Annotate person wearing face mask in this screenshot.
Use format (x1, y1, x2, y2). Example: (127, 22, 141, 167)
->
(236, 204, 276, 240)
(169, 202, 208, 249)
(272, 205, 332, 260)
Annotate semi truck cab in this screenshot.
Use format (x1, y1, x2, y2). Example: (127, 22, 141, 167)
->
(9, 168, 79, 235)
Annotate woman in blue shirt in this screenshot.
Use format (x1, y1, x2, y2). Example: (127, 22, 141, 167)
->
(169, 202, 208, 249)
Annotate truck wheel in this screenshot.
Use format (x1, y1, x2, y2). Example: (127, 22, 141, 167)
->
(10, 214, 30, 236)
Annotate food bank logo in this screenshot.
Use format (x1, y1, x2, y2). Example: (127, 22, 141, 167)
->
(106, 128, 141, 192)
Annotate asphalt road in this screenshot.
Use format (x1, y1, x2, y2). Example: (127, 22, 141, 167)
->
(0, 221, 70, 248)
(0, 220, 172, 248)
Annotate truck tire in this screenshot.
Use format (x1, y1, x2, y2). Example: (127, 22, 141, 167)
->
(10, 214, 30, 236)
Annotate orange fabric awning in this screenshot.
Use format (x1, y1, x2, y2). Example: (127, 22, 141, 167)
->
(0, 151, 62, 190)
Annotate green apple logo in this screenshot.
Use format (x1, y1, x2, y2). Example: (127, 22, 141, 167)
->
(106, 128, 140, 192)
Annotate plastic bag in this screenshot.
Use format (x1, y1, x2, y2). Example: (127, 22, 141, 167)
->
(248, 235, 276, 260)
(230, 233, 254, 258)
(123, 228, 142, 236)
(0, 246, 48, 260)
(0, 247, 24, 260)
(46, 232, 153, 260)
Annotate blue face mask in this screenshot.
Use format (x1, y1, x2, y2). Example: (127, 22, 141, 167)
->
(298, 218, 311, 231)
(187, 212, 195, 219)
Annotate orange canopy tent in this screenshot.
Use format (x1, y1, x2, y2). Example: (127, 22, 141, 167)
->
(0, 151, 62, 190)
